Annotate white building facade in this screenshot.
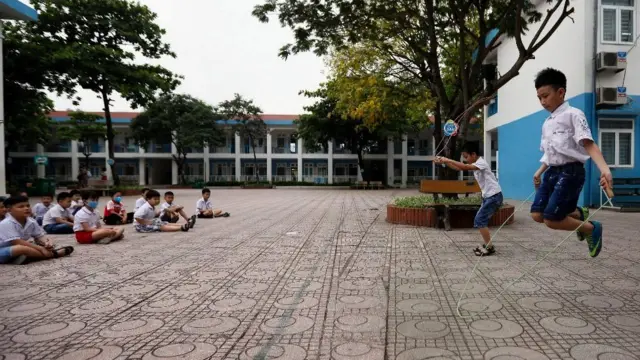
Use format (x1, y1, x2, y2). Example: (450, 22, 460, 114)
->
(484, 0, 640, 207)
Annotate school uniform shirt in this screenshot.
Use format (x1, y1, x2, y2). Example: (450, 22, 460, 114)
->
(73, 207, 102, 232)
(70, 200, 84, 210)
(42, 204, 72, 227)
(160, 202, 177, 217)
(472, 157, 501, 198)
(32, 203, 53, 220)
(105, 200, 125, 217)
(196, 198, 212, 213)
(134, 198, 146, 211)
(539, 102, 594, 166)
(0, 214, 46, 247)
(134, 202, 156, 225)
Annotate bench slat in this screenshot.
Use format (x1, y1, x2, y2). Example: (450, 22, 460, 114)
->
(420, 180, 480, 194)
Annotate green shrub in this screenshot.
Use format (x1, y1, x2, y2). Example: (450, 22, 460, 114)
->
(393, 195, 482, 208)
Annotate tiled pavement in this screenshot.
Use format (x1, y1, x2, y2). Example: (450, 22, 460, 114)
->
(1, 188, 640, 360)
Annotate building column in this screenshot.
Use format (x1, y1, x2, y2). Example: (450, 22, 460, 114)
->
(138, 146, 146, 185)
(297, 138, 303, 182)
(327, 140, 333, 184)
(235, 133, 241, 181)
(104, 139, 112, 180)
(36, 144, 45, 178)
(387, 137, 394, 186)
(432, 140, 436, 179)
(266, 130, 272, 183)
(203, 146, 210, 183)
(483, 130, 493, 168)
(71, 140, 79, 180)
(170, 133, 178, 184)
(401, 135, 408, 188)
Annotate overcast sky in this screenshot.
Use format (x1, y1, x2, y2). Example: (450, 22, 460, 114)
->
(28, 0, 328, 115)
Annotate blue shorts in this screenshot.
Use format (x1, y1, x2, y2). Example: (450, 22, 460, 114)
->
(530, 162, 585, 221)
(0, 245, 15, 264)
(474, 192, 503, 228)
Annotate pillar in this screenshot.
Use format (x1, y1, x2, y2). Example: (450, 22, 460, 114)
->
(387, 137, 394, 186)
(170, 133, 178, 184)
(36, 144, 45, 178)
(297, 138, 303, 182)
(432, 140, 436, 179)
(71, 140, 79, 181)
(327, 140, 333, 184)
(266, 131, 272, 183)
(139, 158, 146, 185)
(483, 131, 493, 168)
(203, 146, 210, 183)
(235, 133, 241, 181)
(104, 139, 112, 180)
(401, 135, 408, 188)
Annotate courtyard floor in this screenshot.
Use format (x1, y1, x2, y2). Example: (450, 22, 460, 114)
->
(1, 189, 639, 360)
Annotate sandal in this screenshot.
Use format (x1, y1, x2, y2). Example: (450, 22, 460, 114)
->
(189, 215, 196, 228)
(222, 212, 230, 217)
(181, 224, 190, 232)
(474, 245, 495, 257)
(53, 246, 74, 258)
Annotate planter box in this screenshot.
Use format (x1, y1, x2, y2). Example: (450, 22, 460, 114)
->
(386, 204, 515, 228)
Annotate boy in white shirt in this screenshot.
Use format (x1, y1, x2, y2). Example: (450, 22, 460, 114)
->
(134, 188, 150, 212)
(42, 192, 75, 234)
(74, 191, 124, 245)
(32, 194, 54, 226)
(160, 191, 196, 226)
(530, 68, 612, 258)
(69, 190, 83, 215)
(134, 189, 193, 233)
(436, 142, 503, 256)
(196, 188, 229, 218)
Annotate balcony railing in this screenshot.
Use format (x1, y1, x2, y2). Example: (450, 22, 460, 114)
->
(408, 146, 433, 156)
(333, 176, 357, 184)
(302, 175, 328, 184)
(211, 146, 235, 154)
(242, 146, 266, 154)
(272, 147, 296, 154)
(273, 175, 295, 182)
(77, 144, 105, 153)
(114, 144, 139, 153)
(183, 147, 203, 153)
(210, 175, 235, 182)
(146, 144, 171, 153)
(45, 143, 71, 152)
(240, 175, 268, 182)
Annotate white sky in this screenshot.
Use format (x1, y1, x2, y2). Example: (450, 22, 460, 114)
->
(26, 0, 328, 114)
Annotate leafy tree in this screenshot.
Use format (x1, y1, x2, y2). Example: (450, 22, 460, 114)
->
(57, 111, 107, 169)
(215, 94, 267, 183)
(23, 0, 183, 185)
(254, 0, 575, 177)
(130, 94, 226, 185)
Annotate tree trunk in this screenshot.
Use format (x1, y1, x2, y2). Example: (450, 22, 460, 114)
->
(101, 89, 119, 186)
(84, 154, 90, 170)
(356, 149, 367, 183)
(250, 135, 259, 182)
(171, 154, 186, 185)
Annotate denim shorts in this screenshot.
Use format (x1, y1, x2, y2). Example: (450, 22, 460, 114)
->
(474, 192, 504, 228)
(0, 245, 14, 264)
(530, 162, 585, 221)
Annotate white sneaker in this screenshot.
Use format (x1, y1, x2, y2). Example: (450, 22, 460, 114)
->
(97, 237, 113, 245)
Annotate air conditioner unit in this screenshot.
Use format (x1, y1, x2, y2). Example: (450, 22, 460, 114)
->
(596, 51, 627, 72)
(596, 86, 627, 106)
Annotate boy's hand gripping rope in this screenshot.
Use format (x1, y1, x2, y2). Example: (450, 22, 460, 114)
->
(455, 184, 615, 319)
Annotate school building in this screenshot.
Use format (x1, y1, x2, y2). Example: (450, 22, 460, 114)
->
(7, 112, 487, 187)
(483, 0, 640, 208)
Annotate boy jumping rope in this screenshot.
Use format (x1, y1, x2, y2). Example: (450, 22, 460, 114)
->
(531, 68, 612, 258)
(436, 142, 502, 256)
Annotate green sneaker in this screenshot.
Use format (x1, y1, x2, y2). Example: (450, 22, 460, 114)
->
(577, 207, 589, 241)
(584, 221, 603, 258)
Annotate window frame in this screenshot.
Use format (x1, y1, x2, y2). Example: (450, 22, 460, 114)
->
(601, 1, 636, 45)
(598, 118, 635, 168)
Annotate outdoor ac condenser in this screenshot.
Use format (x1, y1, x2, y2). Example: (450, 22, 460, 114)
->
(596, 86, 628, 106)
(596, 51, 627, 72)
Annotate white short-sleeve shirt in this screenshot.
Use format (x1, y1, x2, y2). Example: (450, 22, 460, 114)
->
(42, 204, 72, 227)
(160, 202, 176, 216)
(73, 207, 101, 232)
(196, 198, 212, 213)
(539, 102, 594, 166)
(472, 157, 502, 198)
(134, 197, 146, 211)
(32, 203, 53, 219)
(134, 202, 156, 225)
(0, 214, 46, 247)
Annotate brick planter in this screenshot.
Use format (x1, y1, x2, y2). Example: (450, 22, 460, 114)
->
(386, 204, 515, 228)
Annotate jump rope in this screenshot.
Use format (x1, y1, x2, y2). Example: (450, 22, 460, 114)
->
(426, 97, 615, 319)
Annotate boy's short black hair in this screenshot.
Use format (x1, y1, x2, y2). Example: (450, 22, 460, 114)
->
(70, 190, 80, 196)
(111, 190, 121, 197)
(57, 192, 71, 202)
(461, 142, 480, 156)
(141, 187, 150, 194)
(534, 68, 567, 91)
(42, 193, 54, 199)
(0, 196, 6, 205)
(145, 189, 161, 200)
(81, 191, 99, 201)
(4, 196, 29, 207)
(164, 191, 174, 197)
(202, 188, 211, 195)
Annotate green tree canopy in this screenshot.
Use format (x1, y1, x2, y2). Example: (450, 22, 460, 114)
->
(130, 94, 225, 185)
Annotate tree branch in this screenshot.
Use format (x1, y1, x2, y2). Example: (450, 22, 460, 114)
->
(514, 0, 527, 55)
(529, 0, 575, 53)
(423, 0, 451, 111)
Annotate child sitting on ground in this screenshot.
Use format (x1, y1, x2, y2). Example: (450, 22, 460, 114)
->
(196, 188, 230, 218)
(104, 191, 134, 225)
(0, 197, 6, 221)
(0, 196, 74, 265)
(69, 190, 83, 215)
(134, 189, 193, 232)
(42, 192, 75, 234)
(32, 194, 54, 226)
(436, 141, 503, 256)
(160, 191, 196, 226)
(135, 187, 150, 211)
(74, 191, 124, 245)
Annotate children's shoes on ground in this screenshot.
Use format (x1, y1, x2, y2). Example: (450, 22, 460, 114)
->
(474, 244, 495, 256)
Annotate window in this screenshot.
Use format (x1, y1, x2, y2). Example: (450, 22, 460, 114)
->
(599, 118, 634, 167)
(602, 0, 635, 44)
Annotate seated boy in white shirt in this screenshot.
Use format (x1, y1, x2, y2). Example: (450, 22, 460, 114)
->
(0, 196, 74, 265)
(32, 194, 54, 226)
(74, 191, 124, 245)
(69, 190, 83, 215)
(160, 191, 196, 227)
(134, 187, 151, 212)
(196, 188, 229, 218)
(42, 192, 75, 234)
(134, 189, 193, 233)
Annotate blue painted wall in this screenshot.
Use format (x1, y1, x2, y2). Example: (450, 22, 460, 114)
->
(498, 92, 640, 207)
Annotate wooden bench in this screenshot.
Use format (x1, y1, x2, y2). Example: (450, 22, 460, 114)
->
(420, 179, 481, 231)
(608, 178, 640, 211)
(81, 179, 114, 196)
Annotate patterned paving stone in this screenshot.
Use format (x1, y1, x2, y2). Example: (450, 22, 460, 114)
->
(0, 189, 639, 359)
